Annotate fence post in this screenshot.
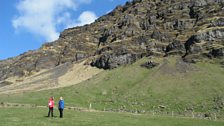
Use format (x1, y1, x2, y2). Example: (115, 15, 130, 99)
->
(192, 111, 194, 118)
(214, 113, 217, 121)
(89, 103, 92, 110)
(172, 111, 174, 117)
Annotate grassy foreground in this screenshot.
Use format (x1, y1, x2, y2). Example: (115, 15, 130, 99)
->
(0, 107, 223, 126)
(0, 56, 224, 125)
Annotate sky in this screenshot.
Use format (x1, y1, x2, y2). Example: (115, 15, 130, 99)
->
(0, 0, 128, 60)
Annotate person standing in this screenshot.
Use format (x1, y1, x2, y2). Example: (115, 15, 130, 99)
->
(48, 96, 54, 117)
(58, 96, 64, 118)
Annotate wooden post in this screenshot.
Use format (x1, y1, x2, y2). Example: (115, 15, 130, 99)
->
(172, 111, 174, 117)
(192, 111, 194, 118)
(89, 103, 92, 110)
(214, 113, 217, 121)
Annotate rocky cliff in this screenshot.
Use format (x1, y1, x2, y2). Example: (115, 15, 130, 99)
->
(0, 0, 224, 84)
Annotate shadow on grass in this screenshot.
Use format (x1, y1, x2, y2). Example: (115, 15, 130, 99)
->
(44, 115, 58, 118)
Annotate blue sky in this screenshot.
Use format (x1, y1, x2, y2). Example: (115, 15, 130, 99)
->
(0, 0, 128, 60)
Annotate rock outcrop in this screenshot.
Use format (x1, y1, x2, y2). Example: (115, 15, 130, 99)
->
(0, 0, 224, 82)
(141, 61, 159, 69)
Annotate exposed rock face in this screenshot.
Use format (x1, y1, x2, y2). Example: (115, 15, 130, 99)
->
(1, 0, 224, 82)
(209, 48, 224, 57)
(165, 40, 185, 55)
(141, 61, 159, 69)
(91, 53, 140, 69)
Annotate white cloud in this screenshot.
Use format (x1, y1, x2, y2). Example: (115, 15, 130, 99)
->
(67, 11, 97, 28)
(12, 0, 96, 42)
(78, 11, 97, 25)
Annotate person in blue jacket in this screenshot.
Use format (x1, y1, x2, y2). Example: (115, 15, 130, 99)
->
(58, 96, 64, 118)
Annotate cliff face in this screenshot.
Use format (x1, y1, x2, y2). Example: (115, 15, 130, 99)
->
(0, 0, 224, 82)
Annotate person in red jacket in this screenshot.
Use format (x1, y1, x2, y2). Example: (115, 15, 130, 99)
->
(47, 96, 54, 117)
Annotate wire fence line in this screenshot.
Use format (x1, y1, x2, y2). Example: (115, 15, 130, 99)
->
(0, 102, 222, 121)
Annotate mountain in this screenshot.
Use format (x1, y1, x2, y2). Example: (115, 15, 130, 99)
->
(0, 0, 224, 88)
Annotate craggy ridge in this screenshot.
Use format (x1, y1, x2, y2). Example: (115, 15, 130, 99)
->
(0, 0, 224, 85)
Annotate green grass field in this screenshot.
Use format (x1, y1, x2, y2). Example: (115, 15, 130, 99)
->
(0, 56, 224, 125)
(0, 107, 224, 126)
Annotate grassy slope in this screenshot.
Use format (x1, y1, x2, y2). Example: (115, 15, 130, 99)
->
(0, 56, 224, 117)
(0, 107, 224, 126)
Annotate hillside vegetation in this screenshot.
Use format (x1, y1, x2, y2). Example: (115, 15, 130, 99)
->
(1, 56, 224, 119)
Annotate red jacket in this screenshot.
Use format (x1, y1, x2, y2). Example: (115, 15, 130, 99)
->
(48, 99, 54, 108)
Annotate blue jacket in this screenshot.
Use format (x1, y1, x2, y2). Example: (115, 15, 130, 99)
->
(58, 100, 64, 109)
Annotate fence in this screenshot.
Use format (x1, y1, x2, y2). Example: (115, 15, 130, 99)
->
(0, 102, 222, 121)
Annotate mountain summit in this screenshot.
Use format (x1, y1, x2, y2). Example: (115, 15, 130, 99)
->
(0, 0, 224, 85)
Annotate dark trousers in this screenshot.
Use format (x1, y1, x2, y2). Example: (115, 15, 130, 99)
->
(48, 107, 54, 117)
(59, 108, 63, 118)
